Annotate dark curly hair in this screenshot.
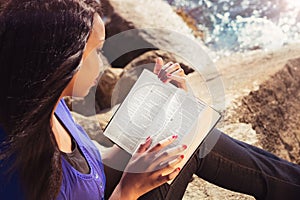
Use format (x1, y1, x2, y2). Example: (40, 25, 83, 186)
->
(0, 0, 101, 199)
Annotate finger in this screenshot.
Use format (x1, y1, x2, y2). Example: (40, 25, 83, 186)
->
(158, 62, 173, 79)
(159, 74, 170, 83)
(165, 63, 180, 74)
(160, 74, 183, 84)
(162, 62, 174, 70)
(148, 135, 178, 153)
(161, 66, 184, 83)
(135, 136, 152, 154)
(167, 74, 188, 91)
(153, 57, 164, 75)
(158, 154, 184, 172)
(159, 63, 180, 82)
(168, 68, 184, 77)
(172, 68, 185, 76)
(166, 73, 186, 84)
(162, 77, 172, 84)
(157, 167, 181, 183)
(154, 144, 187, 164)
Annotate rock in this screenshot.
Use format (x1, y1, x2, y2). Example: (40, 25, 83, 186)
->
(184, 175, 254, 200)
(101, 0, 211, 68)
(110, 60, 152, 107)
(175, 8, 205, 39)
(95, 105, 119, 131)
(215, 43, 300, 109)
(184, 44, 300, 200)
(96, 67, 124, 110)
(63, 90, 101, 116)
(239, 57, 300, 164)
(124, 50, 195, 74)
(70, 111, 114, 147)
(215, 46, 300, 164)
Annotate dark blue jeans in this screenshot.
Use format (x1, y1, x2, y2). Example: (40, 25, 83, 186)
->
(139, 129, 300, 200)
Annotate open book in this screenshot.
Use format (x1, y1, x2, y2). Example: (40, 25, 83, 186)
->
(103, 69, 221, 180)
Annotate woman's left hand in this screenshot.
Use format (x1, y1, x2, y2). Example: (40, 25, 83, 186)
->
(153, 57, 188, 92)
(109, 136, 185, 200)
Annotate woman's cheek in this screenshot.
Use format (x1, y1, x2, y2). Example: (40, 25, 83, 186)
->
(70, 70, 91, 97)
(86, 51, 103, 80)
(71, 66, 95, 97)
(71, 50, 104, 97)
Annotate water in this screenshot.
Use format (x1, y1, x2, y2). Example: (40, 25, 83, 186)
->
(165, 0, 300, 56)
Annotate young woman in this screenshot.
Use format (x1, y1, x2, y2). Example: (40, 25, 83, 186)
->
(0, 1, 299, 200)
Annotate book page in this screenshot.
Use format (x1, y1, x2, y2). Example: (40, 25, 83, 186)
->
(145, 88, 206, 149)
(103, 69, 179, 154)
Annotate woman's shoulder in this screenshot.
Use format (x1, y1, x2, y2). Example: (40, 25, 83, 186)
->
(55, 99, 102, 160)
(55, 99, 74, 121)
(55, 99, 85, 140)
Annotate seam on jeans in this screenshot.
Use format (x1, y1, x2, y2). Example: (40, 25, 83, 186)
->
(209, 148, 300, 187)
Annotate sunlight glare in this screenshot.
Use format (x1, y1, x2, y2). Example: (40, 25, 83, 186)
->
(285, 0, 300, 9)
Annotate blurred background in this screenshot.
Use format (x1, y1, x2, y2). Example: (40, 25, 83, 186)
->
(166, 0, 300, 56)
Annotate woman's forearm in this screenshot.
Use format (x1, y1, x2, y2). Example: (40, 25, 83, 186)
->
(109, 180, 139, 200)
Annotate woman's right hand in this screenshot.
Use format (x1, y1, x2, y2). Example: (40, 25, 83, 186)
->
(109, 135, 187, 200)
(154, 57, 188, 92)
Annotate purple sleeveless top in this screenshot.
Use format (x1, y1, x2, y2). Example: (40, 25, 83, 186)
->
(55, 99, 106, 200)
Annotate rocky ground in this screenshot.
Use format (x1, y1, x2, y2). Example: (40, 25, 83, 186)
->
(183, 45, 300, 200)
(69, 0, 300, 199)
(239, 58, 300, 164)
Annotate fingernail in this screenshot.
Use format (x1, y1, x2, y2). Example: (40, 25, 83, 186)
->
(182, 145, 187, 149)
(180, 155, 184, 159)
(177, 167, 181, 171)
(146, 136, 150, 141)
(172, 135, 178, 139)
